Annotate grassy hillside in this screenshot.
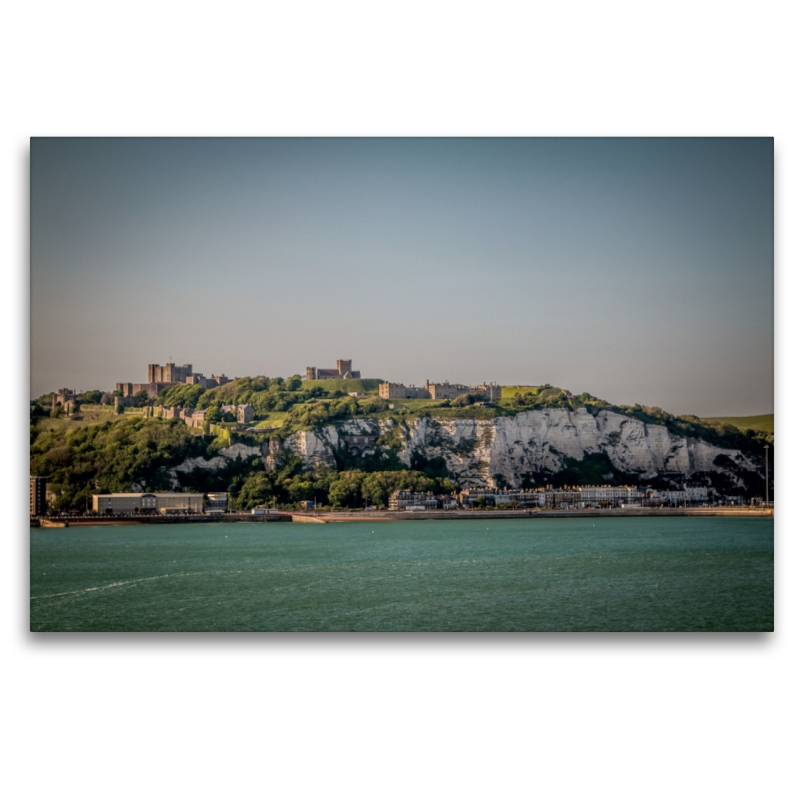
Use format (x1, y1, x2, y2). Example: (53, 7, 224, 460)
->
(701, 414, 773, 434)
(501, 385, 543, 398)
(253, 412, 289, 428)
(35, 408, 118, 431)
(31, 377, 775, 512)
(301, 378, 384, 394)
(379, 398, 449, 411)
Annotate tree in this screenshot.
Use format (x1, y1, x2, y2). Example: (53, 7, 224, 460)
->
(328, 471, 365, 507)
(453, 393, 481, 407)
(205, 403, 222, 423)
(78, 390, 103, 405)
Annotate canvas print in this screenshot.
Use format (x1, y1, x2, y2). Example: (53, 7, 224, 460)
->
(29, 137, 774, 631)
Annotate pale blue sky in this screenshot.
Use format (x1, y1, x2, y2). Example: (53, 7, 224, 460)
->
(30, 137, 773, 416)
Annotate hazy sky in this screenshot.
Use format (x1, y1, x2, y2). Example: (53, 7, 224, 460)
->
(30, 137, 773, 416)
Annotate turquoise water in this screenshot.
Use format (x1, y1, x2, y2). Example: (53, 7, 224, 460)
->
(29, 517, 773, 631)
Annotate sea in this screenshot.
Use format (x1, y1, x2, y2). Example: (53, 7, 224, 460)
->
(29, 517, 774, 632)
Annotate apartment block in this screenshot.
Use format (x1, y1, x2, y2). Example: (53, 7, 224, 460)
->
(30, 476, 47, 516)
(388, 491, 448, 511)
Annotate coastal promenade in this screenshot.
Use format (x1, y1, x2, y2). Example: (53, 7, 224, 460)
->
(31, 506, 773, 528)
(307, 507, 774, 523)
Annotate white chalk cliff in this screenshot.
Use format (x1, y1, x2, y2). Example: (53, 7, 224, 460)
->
(282, 409, 759, 488)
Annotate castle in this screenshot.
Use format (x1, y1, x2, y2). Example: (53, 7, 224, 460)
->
(379, 380, 501, 401)
(114, 363, 230, 408)
(305, 359, 361, 381)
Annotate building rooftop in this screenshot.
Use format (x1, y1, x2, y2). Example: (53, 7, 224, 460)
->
(93, 492, 203, 498)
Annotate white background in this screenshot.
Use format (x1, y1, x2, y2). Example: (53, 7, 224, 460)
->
(4, 2, 796, 798)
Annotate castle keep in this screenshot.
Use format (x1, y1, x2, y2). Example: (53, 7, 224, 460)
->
(116, 362, 230, 405)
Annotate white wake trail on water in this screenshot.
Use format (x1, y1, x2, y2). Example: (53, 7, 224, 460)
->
(31, 572, 201, 601)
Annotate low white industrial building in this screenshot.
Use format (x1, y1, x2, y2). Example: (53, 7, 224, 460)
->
(92, 492, 204, 515)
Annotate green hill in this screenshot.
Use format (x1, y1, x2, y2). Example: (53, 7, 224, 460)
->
(700, 414, 773, 434)
(31, 379, 775, 513)
(301, 378, 384, 394)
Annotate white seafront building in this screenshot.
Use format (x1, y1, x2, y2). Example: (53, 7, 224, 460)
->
(92, 492, 204, 515)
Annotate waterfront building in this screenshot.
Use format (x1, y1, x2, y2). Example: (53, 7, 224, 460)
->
(206, 492, 228, 514)
(389, 491, 446, 511)
(579, 485, 632, 507)
(543, 488, 582, 508)
(460, 488, 545, 508)
(683, 483, 709, 503)
(92, 493, 204, 515)
(30, 476, 47, 516)
(494, 489, 546, 508)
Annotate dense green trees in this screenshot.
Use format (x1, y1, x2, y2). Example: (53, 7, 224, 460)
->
(156, 383, 206, 409)
(30, 417, 203, 512)
(76, 390, 103, 405)
(29, 409, 456, 512)
(149, 376, 388, 423)
(229, 462, 455, 510)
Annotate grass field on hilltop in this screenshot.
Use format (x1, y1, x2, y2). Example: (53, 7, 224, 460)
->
(501, 385, 544, 398)
(701, 414, 774, 434)
(254, 412, 289, 428)
(301, 378, 384, 394)
(379, 398, 449, 411)
(35, 409, 118, 431)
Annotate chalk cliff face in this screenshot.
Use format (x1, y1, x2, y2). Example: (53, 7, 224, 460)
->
(282, 409, 760, 488)
(152, 443, 265, 490)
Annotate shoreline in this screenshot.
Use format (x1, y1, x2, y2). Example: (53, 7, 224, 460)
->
(309, 508, 774, 523)
(32, 507, 773, 527)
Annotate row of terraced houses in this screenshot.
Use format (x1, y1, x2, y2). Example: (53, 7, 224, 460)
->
(389, 484, 713, 511)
